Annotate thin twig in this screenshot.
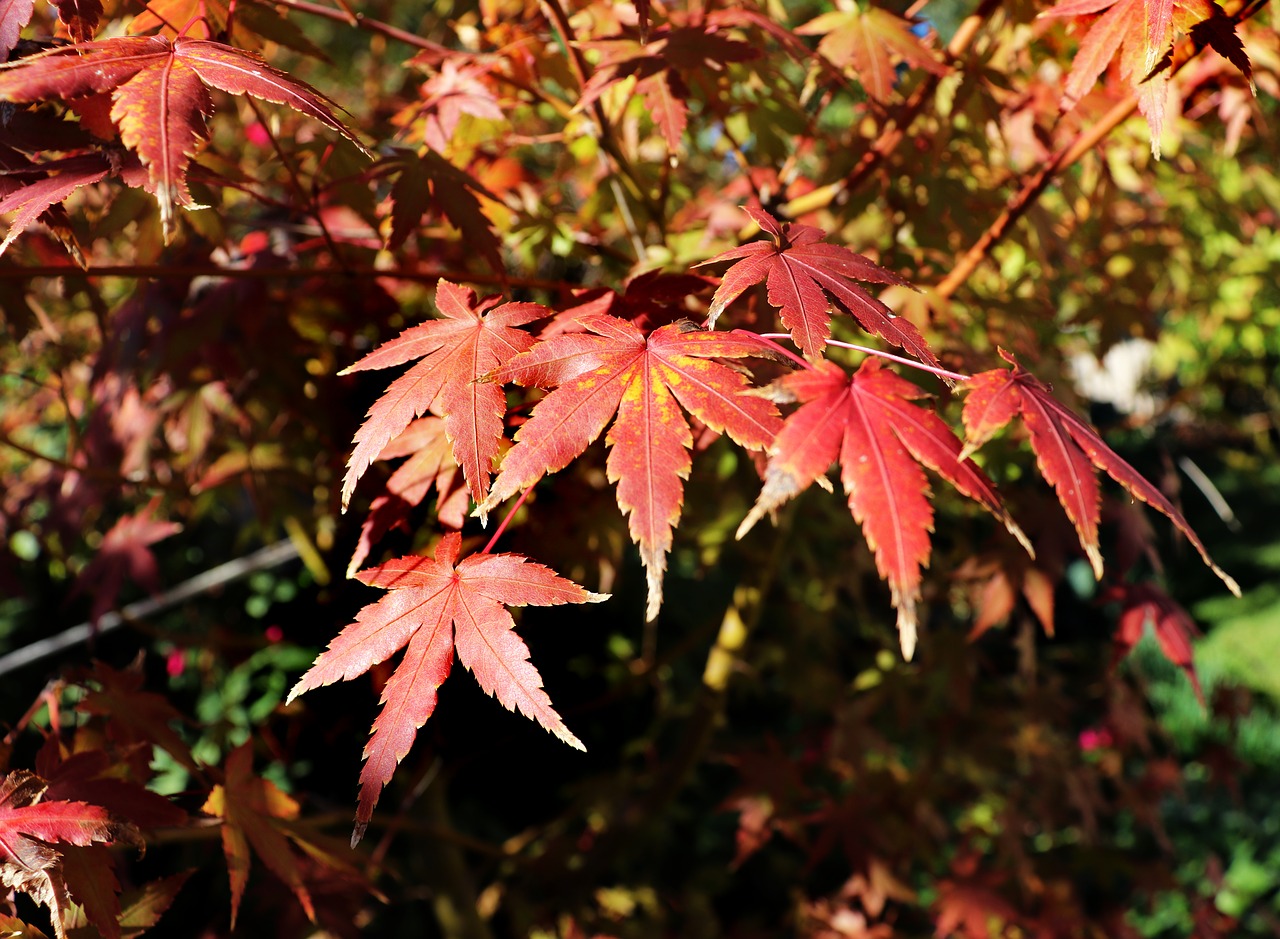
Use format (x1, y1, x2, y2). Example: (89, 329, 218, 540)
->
(0, 541, 301, 678)
(762, 334, 971, 383)
(481, 486, 533, 553)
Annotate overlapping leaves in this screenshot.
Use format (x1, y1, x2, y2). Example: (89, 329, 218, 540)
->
(0, 36, 366, 238)
(477, 314, 781, 621)
(738, 359, 1030, 659)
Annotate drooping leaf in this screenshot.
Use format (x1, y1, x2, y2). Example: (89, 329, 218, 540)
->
(0, 153, 109, 262)
(1041, 0, 1249, 155)
(477, 316, 782, 620)
(577, 24, 759, 151)
(0, 36, 368, 239)
(49, 0, 103, 43)
(700, 205, 939, 365)
(738, 359, 1029, 660)
(287, 533, 607, 844)
(408, 59, 505, 152)
(59, 846, 121, 939)
(341, 279, 550, 515)
(1111, 582, 1204, 701)
(794, 5, 948, 104)
(960, 348, 1239, 596)
(0, 0, 36, 59)
(76, 662, 199, 773)
(199, 743, 313, 928)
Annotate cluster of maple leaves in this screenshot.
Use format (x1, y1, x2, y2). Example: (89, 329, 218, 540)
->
(0, 0, 1268, 934)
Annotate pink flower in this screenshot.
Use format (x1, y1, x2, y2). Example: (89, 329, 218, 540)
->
(1078, 726, 1114, 752)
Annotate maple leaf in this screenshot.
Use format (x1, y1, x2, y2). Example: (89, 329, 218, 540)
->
(0, 36, 367, 239)
(408, 59, 505, 152)
(577, 24, 759, 151)
(738, 359, 1030, 660)
(341, 279, 550, 515)
(287, 533, 606, 844)
(0, 0, 35, 59)
(200, 744, 314, 928)
(795, 4, 948, 104)
(0, 151, 106, 264)
(476, 315, 782, 620)
(377, 149, 504, 270)
(960, 348, 1239, 596)
(0, 770, 138, 939)
(1110, 582, 1204, 701)
(1041, 0, 1250, 154)
(68, 502, 180, 629)
(77, 661, 199, 774)
(347, 415, 469, 576)
(50, 0, 103, 43)
(700, 206, 940, 366)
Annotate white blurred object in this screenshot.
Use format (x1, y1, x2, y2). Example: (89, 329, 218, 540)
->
(1068, 338, 1157, 419)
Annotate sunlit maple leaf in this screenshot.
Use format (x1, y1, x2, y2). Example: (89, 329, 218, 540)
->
(0, 0, 36, 59)
(347, 415, 469, 576)
(477, 315, 782, 620)
(1041, 0, 1250, 155)
(700, 206, 939, 366)
(68, 502, 181, 629)
(738, 359, 1030, 660)
(0, 770, 138, 939)
(960, 348, 1239, 596)
(406, 59, 505, 152)
(0, 36, 367, 239)
(794, 3, 948, 104)
(0, 151, 103, 264)
(287, 533, 607, 844)
(577, 24, 759, 151)
(341, 279, 550, 515)
(200, 744, 314, 928)
(540, 271, 716, 338)
(1111, 582, 1204, 700)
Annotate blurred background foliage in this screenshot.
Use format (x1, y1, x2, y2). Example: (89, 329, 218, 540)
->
(1, 0, 1278, 935)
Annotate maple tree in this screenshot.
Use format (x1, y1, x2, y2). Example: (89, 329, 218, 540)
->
(0, 0, 1277, 935)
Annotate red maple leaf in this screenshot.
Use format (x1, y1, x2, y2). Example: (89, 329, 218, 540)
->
(69, 502, 181, 629)
(1041, 0, 1250, 155)
(49, 0, 102, 43)
(738, 359, 1031, 660)
(700, 206, 939, 366)
(341, 279, 550, 515)
(577, 23, 760, 151)
(287, 533, 607, 844)
(374, 149, 504, 270)
(476, 315, 781, 620)
(961, 348, 1239, 596)
(794, 4, 948, 104)
(200, 744, 314, 928)
(406, 59, 505, 152)
(0, 36, 367, 239)
(0, 769, 137, 939)
(0, 0, 36, 59)
(0, 151, 105, 264)
(1111, 582, 1204, 700)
